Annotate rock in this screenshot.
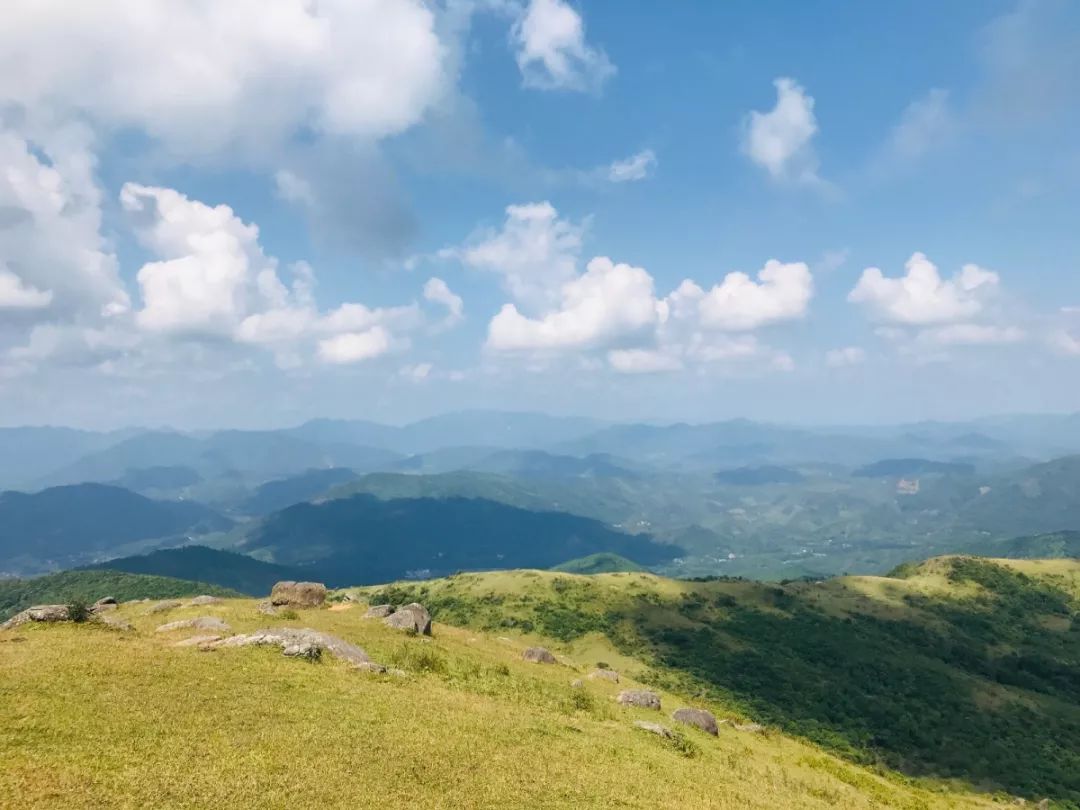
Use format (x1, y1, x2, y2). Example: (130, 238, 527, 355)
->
(210, 627, 374, 666)
(91, 602, 118, 613)
(173, 634, 222, 647)
(155, 617, 231, 634)
(617, 690, 661, 710)
(734, 722, 766, 734)
(570, 678, 585, 688)
(383, 603, 431, 635)
(188, 595, 222, 607)
(93, 596, 118, 608)
(588, 668, 619, 683)
(147, 600, 182, 614)
(364, 604, 395, 619)
(282, 641, 322, 661)
(522, 646, 558, 664)
(94, 613, 133, 632)
(269, 581, 327, 608)
(1, 604, 70, 630)
(633, 720, 674, 738)
(671, 707, 719, 736)
(257, 601, 278, 616)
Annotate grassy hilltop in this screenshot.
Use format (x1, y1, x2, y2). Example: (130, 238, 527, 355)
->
(3, 557, 1078, 807)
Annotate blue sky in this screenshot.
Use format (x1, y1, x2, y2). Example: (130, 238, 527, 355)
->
(0, 0, 1078, 428)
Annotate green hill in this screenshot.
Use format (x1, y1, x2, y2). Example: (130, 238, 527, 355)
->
(359, 556, 1080, 806)
(0, 569, 239, 621)
(1, 572, 1004, 809)
(553, 553, 648, 574)
(239, 494, 679, 584)
(85, 546, 303, 595)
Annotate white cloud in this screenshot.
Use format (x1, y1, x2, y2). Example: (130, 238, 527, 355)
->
(607, 150, 657, 182)
(742, 78, 820, 182)
(848, 252, 999, 325)
(0, 128, 129, 323)
(673, 260, 814, 331)
(487, 256, 664, 351)
(921, 323, 1024, 346)
(607, 348, 682, 374)
(1050, 330, 1080, 356)
(882, 88, 954, 163)
(317, 327, 393, 365)
(0, 267, 52, 310)
(423, 277, 465, 328)
(512, 0, 615, 92)
(458, 201, 584, 309)
(826, 346, 866, 367)
(0, 0, 447, 155)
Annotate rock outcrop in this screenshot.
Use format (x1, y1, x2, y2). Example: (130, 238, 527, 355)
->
(1, 604, 70, 630)
(671, 707, 719, 735)
(522, 647, 557, 664)
(155, 617, 231, 634)
(209, 627, 374, 667)
(364, 604, 395, 619)
(633, 720, 674, 738)
(617, 690, 661, 710)
(383, 603, 431, 635)
(270, 581, 327, 608)
(147, 600, 182, 614)
(188, 595, 223, 607)
(588, 668, 619, 683)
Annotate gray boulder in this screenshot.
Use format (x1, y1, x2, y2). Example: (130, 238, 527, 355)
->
(671, 707, 719, 736)
(92, 596, 118, 611)
(617, 690, 661, 710)
(147, 600, 183, 614)
(588, 668, 619, 683)
(364, 604, 395, 619)
(155, 617, 231, 634)
(269, 581, 327, 608)
(188, 595, 223, 607)
(210, 627, 373, 667)
(94, 613, 133, 631)
(1, 604, 70, 630)
(522, 647, 557, 664)
(383, 603, 431, 635)
(633, 720, 674, 738)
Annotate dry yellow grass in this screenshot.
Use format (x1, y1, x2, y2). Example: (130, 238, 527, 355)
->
(0, 596, 1008, 809)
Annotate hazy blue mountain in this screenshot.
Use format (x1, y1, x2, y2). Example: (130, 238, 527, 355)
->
(88, 545, 303, 595)
(853, 459, 976, 478)
(467, 450, 638, 479)
(0, 426, 130, 490)
(240, 467, 360, 515)
(238, 494, 680, 585)
(0, 484, 231, 574)
(37, 429, 401, 487)
(108, 466, 202, 494)
(714, 465, 805, 485)
(389, 446, 506, 474)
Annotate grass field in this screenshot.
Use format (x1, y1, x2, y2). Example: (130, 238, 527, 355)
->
(0, 591, 1008, 809)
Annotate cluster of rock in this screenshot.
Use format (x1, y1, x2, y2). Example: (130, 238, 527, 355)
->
(200, 627, 398, 674)
(522, 646, 558, 664)
(1, 596, 128, 631)
(363, 602, 432, 635)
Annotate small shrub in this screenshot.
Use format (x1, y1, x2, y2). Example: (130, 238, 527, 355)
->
(596, 661, 610, 670)
(278, 609, 299, 621)
(67, 601, 91, 623)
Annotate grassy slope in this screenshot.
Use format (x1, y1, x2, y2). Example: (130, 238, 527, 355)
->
(357, 558, 1080, 807)
(0, 569, 239, 621)
(0, 595, 999, 809)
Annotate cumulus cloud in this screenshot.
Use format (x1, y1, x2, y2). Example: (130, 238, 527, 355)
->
(423, 277, 465, 328)
(0, 128, 129, 324)
(0, 268, 52, 310)
(742, 78, 820, 183)
(471, 201, 808, 374)
(826, 346, 866, 367)
(673, 261, 814, 331)
(0, 0, 448, 155)
(607, 150, 657, 182)
(457, 201, 584, 309)
(512, 0, 615, 92)
(487, 257, 664, 351)
(848, 252, 999, 325)
(317, 327, 393, 365)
